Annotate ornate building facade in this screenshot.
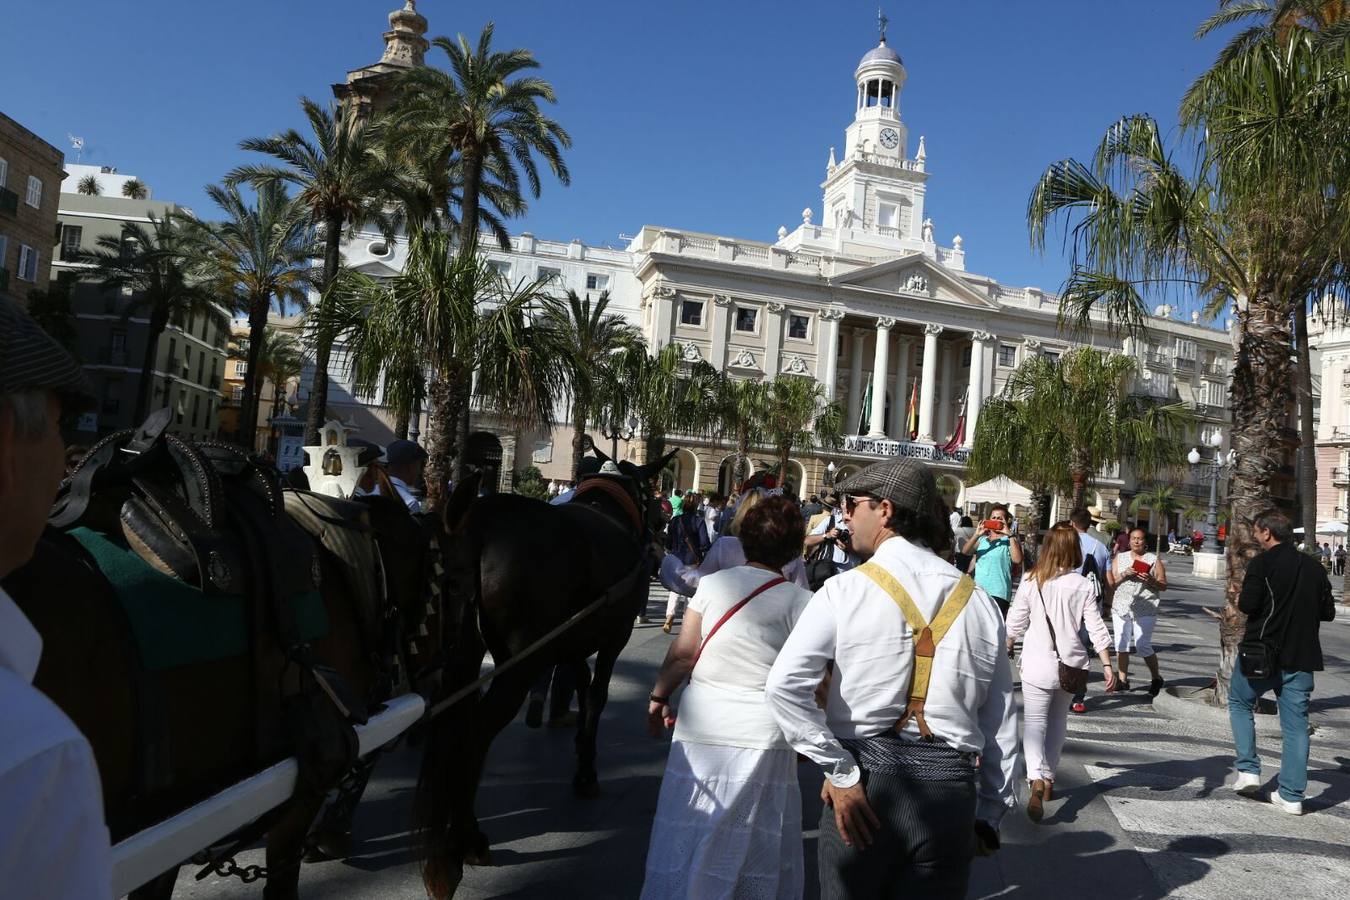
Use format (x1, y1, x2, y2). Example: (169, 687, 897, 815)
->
(333, 7, 1236, 524)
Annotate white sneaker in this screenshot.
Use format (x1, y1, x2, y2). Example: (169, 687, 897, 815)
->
(1269, 793, 1304, 815)
(1232, 772, 1262, 795)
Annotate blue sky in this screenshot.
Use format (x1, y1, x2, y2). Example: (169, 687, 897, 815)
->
(3, 0, 1230, 296)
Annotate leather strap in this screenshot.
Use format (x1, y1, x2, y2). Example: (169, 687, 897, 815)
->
(571, 476, 644, 532)
(689, 575, 787, 676)
(858, 562, 974, 739)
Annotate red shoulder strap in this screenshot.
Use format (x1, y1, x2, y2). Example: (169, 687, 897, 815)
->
(689, 575, 787, 676)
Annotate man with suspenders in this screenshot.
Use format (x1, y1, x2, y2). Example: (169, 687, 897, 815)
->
(768, 458, 1020, 899)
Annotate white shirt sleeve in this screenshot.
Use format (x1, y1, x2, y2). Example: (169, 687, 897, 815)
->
(765, 586, 860, 788)
(975, 646, 1019, 829)
(0, 737, 112, 899)
(783, 556, 810, 589)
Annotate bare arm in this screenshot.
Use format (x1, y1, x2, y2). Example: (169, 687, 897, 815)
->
(1147, 558, 1167, 592)
(647, 610, 703, 736)
(962, 527, 987, 555)
(1008, 536, 1024, 565)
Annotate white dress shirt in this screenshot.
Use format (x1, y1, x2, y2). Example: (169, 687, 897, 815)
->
(0, 587, 113, 899)
(765, 535, 1020, 827)
(808, 514, 860, 570)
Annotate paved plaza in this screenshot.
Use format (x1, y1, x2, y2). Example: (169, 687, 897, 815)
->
(174, 558, 1350, 899)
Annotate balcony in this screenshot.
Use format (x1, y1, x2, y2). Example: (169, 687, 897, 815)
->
(1145, 350, 1172, 369)
(1202, 360, 1226, 376)
(1333, 466, 1350, 487)
(0, 187, 18, 215)
(1173, 356, 1196, 373)
(97, 347, 130, 366)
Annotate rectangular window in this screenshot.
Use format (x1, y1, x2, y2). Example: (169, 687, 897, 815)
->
(961, 346, 972, 368)
(0, 235, 7, 272)
(231, 385, 243, 404)
(192, 394, 202, 428)
(17, 244, 38, 282)
(998, 344, 1017, 367)
(878, 202, 898, 229)
(0, 157, 7, 187)
(1175, 338, 1197, 360)
(788, 313, 809, 340)
(235, 360, 247, 377)
(488, 260, 511, 277)
(110, 330, 127, 352)
(735, 307, 758, 333)
(585, 273, 609, 292)
(61, 225, 82, 258)
(196, 353, 205, 385)
(680, 299, 703, 327)
(25, 175, 42, 209)
(537, 266, 562, 283)
(167, 338, 177, 372)
(1042, 349, 1060, 362)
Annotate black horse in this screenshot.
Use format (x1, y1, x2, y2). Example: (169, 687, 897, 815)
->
(414, 448, 674, 898)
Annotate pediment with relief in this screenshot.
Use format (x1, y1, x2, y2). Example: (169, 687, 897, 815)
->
(832, 255, 995, 309)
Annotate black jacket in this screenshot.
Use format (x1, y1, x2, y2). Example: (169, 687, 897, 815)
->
(1239, 542, 1336, 672)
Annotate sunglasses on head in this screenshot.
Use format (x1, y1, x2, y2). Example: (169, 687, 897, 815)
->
(844, 494, 880, 513)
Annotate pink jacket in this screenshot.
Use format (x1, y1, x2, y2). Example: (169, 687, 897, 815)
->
(1006, 572, 1111, 691)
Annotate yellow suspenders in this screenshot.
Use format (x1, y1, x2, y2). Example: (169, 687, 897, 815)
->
(857, 562, 975, 740)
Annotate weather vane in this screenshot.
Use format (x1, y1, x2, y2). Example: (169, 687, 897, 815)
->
(878, 6, 889, 43)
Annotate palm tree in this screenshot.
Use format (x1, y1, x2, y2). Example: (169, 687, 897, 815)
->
(759, 375, 845, 490)
(1128, 484, 1187, 549)
(121, 178, 148, 200)
(969, 349, 1191, 512)
(256, 327, 304, 450)
(229, 96, 400, 445)
(715, 376, 770, 490)
(327, 228, 562, 510)
(386, 23, 571, 256)
(188, 182, 314, 448)
(537, 290, 643, 478)
(595, 343, 724, 465)
(383, 130, 528, 243)
(76, 174, 101, 196)
(79, 213, 218, 422)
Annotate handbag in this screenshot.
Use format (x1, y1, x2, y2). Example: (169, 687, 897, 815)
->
(1036, 581, 1089, 694)
(806, 515, 841, 591)
(1238, 570, 1297, 678)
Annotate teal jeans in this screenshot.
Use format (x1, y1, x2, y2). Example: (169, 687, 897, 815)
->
(1228, 665, 1314, 803)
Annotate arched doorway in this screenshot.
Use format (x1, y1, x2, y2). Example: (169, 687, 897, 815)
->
(936, 474, 963, 511)
(782, 459, 806, 499)
(663, 447, 699, 494)
(717, 455, 741, 495)
(466, 431, 503, 495)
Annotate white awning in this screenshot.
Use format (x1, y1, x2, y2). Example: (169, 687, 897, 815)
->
(1176, 380, 1196, 405)
(963, 475, 1033, 507)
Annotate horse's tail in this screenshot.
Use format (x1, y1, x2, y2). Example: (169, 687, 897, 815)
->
(414, 472, 487, 898)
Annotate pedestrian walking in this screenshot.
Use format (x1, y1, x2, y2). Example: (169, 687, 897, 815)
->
(642, 496, 813, 899)
(1320, 542, 1332, 571)
(767, 459, 1019, 900)
(1335, 543, 1345, 576)
(1006, 523, 1116, 821)
(0, 297, 112, 898)
(1106, 526, 1168, 696)
(1228, 510, 1337, 814)
(961, 503, 1023, 616)
(1066, 507, 1111, 713)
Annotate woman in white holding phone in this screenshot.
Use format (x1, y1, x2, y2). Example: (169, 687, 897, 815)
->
(1106, 526, 1168, 695)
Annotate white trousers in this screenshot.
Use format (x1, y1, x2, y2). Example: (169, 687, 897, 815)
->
(1021, 680, 1071, 783)
(1112, 612, 1157, 655)
(665, 590, 687, 619)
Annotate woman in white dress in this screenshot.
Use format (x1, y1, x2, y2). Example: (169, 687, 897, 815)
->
(1106, 525, 1168, 695)
(642, 495, 813, 899)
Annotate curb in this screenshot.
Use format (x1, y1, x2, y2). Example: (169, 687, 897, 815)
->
(1151, 685, 1285, 736)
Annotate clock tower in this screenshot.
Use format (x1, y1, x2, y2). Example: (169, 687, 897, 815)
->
(820, 25, 930, 247)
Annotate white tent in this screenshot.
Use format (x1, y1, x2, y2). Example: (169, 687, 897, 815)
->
(963, 475, 1033, 507)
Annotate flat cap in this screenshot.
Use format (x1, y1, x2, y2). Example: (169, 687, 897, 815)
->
(385, 438, 427, 466)
(0, 296, 95, 405)
(836, 458, 937, 515)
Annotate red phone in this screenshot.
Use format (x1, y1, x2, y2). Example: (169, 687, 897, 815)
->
(1131, 559, 1153, 575)
(983, 519, 1004, 533)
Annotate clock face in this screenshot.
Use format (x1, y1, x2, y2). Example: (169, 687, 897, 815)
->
(879, 128, 900, 149)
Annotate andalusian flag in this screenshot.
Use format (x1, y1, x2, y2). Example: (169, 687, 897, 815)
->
(857, 381, 873, 434)
(906, 378, 920, 440)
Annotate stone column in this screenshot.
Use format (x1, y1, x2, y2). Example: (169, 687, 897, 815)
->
(967, 331, 993, 444)
(918, 323, 942, 442)
(890, 336, 911, 438)
(652, 286, 675, 347)
(710, 294, 732, 370)
(765, 302, 785, 378)
(937, 340, 955, 440)
(868, 318, 894, 437)
(846, 328, 865, 433)
(817, 309, 844, 401)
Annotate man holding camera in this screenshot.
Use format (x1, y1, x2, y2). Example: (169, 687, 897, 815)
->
(804, 497, 862, 590)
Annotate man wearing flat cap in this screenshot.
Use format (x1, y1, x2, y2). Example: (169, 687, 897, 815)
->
(767, 457, 1019, 899)
(0, 297, 112, 897)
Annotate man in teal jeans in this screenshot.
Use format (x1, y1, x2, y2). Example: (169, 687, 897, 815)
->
(1229, 510, 1336, 815)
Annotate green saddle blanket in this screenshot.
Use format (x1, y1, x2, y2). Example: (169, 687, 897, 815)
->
(70, 526, 329, 671)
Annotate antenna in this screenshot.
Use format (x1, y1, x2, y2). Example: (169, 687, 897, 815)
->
(68, 134, 85, 163)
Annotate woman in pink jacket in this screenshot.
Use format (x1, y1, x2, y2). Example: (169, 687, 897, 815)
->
(1006, 522, 1116, 822)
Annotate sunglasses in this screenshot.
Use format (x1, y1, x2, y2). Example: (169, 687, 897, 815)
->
(844, 494, 880, 514)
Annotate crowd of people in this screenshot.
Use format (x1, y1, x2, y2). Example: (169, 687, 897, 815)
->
(640, 458, 1337, 898)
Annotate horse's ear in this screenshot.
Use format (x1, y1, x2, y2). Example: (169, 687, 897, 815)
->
(442, 471, 481, 533)
(635, 449, 679, 485)
(589, 439, 612, 464)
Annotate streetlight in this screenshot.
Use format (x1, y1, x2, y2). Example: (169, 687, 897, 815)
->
(824, 460, 837, 492)
(1188, 430, 1233, 554)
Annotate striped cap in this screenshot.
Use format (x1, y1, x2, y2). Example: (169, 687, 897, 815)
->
(0, 296, 95, 406)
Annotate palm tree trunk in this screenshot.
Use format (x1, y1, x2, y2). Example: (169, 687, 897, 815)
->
(394, 398, 411, 441)
(1218, 294, 1295, 705)
(424, 375, 461, 513)
(778, 443, 792, 490)
(1069, 466, 1088, 511)
(571, 408, 587, 481)
(450, 378, 472, 487)
(269, 378, 284, 456)
(240, 296, 268, 452)
(134, 310, 170, 424)
(304, 213, 344, 445)
(456, 148, 482, 256)
(1294, 301, 1317, 551)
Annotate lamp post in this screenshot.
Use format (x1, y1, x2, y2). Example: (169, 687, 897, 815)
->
(1187, 430, 1233, 554)
(601, 414, 639, 460)
(824, 460, 837, 493)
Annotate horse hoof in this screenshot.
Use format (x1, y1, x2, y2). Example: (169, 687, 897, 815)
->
(304, 830, 352, 862)
(463, 846, 492, 867)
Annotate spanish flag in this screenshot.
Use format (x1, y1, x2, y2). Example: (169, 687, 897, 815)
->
(906, 378, 920, 440)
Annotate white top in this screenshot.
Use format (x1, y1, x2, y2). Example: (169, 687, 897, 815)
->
(0, 587, 113, 900)
(661, 535, 810, 596)
(808, 514, 861, 569)
(674, 567, 813, 750)
(765, 535, 1020, 827)
(1112, 551, 1161, 617)
(1006, 573, 1112, 691)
